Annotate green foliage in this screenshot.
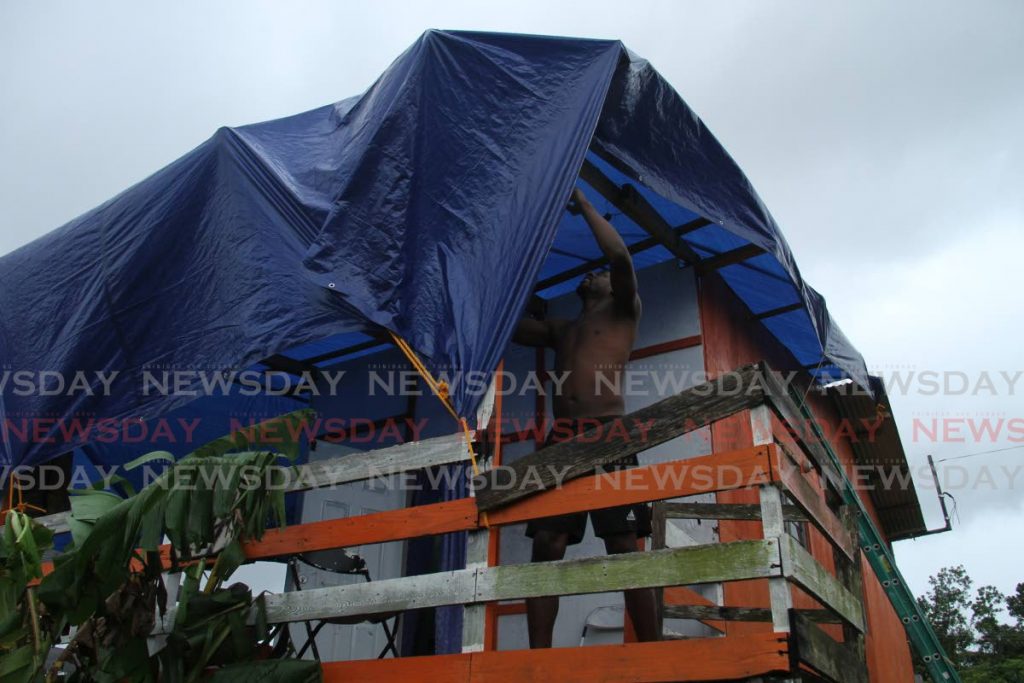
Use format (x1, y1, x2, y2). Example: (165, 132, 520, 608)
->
(0, 509, 56, 683)
(961, 657, 1024, 683)
(919, 565, 1024, 681)
(0, 409, 322, 683)
(918, 564, 975, 668)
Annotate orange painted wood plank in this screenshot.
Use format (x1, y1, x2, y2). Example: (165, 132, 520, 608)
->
(321, 634, 790, 682)
(492, 601, 527, 617)
(487, 444, 776, 527)
(322, 652, 471, 681)
(663, 586, 715, 606)
(484, 359, 504, 651)
(234, 444, 776, 563)
(662, 585, 726, 632)
(242, 497, 479, 559)
(629, 334, 702, 361)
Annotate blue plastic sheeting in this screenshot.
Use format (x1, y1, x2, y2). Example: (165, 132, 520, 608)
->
(0, 30, 869, 469)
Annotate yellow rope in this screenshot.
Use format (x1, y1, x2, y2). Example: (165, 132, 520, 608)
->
(388, 331, 489, 528)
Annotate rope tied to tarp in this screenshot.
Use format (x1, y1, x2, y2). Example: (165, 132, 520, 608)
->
(388, 331, 489, 528)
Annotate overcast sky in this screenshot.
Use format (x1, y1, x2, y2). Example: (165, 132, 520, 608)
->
(2, 1, 1022, 602)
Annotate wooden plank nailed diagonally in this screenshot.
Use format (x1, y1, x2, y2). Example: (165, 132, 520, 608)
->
(475, 364, 767, 511)
(486, 444, 775, 527)
(662, 501, 807, 522)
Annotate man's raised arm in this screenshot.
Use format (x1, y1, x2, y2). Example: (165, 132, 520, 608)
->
(572, 187, 640, 315)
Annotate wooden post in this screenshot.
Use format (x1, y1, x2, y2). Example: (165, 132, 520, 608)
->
(751, 404, 792, 634)
(462, 524, 488, 653)
(651, 500, 667, 638)
(836, 506, 867, 668)
(463, 361, 503, 653)
(484, 361, 504, 651)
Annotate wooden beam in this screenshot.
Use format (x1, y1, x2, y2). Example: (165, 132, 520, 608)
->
(760, 476, 793, 632)
(779, 535, 864, 632)
(242, 498, 479, 561)
(533, 217, 711, 292)
(696, 243, 765, 273)
(753, 402, 794, 634)
(476, 539, 783, 603)
(774, 457, 856, 561)
(532, 216, 708, 294)
(629, 334, 702, 361)
(663, 604, 840, 625)
(321, 633, 792, 682)
(250, 445, 775, 560)
(487, 444, 776, 527)
(755, 302, 804, 320)
(579, 159, 704, 265)
(17, 430, 474, 538)
(663, 501, 807, 522)
(791, 611, 869, 683)
(835, 506, 867, 667)
(155, 539, 784, 632)
(289, 430, 472, 494)
(474, 364, 767, 511)
(757, 363, 844, 491)
(37, 444, 779, 581)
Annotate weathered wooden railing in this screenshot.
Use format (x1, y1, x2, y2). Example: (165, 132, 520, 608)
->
(32, 362, 871, 682)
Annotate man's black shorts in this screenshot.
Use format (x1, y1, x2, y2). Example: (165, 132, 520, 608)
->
(524, 416, 652, 546)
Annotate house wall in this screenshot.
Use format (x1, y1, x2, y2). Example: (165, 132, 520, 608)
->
(698, 272, 916, 682)
(296, 259, 917, 679)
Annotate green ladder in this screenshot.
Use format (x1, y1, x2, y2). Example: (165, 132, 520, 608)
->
(788, 383, 961, 683)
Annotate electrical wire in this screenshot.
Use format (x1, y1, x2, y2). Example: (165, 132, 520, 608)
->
(935, 444, 1024, 463)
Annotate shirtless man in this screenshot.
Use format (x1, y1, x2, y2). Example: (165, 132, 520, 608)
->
(513, 186, 659, 648)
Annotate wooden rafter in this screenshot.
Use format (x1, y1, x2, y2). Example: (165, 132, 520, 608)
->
(579, 159, 704, 266)
(534, 216, 710, 292)
(754, 301, 803, 320)
(695, 243, 765, 273)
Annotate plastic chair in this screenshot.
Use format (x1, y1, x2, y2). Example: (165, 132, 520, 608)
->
(287, 548, 401, 660)
(579, 604, 625, 646)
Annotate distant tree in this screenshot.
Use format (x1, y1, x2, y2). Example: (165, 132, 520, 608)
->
(917, 565, 975, 668)
(918, 568, 1024, 681)
(998, 583, 1024, 659)
(1008, 583, 1024, 625)
(972, 584, 1007, 656)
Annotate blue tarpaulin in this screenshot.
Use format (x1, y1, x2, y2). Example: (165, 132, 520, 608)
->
(0, 30, 870, 469)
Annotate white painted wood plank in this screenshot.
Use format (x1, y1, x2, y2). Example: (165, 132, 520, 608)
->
(152, 540, 783, 633)
(13, 431, 473, 537)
